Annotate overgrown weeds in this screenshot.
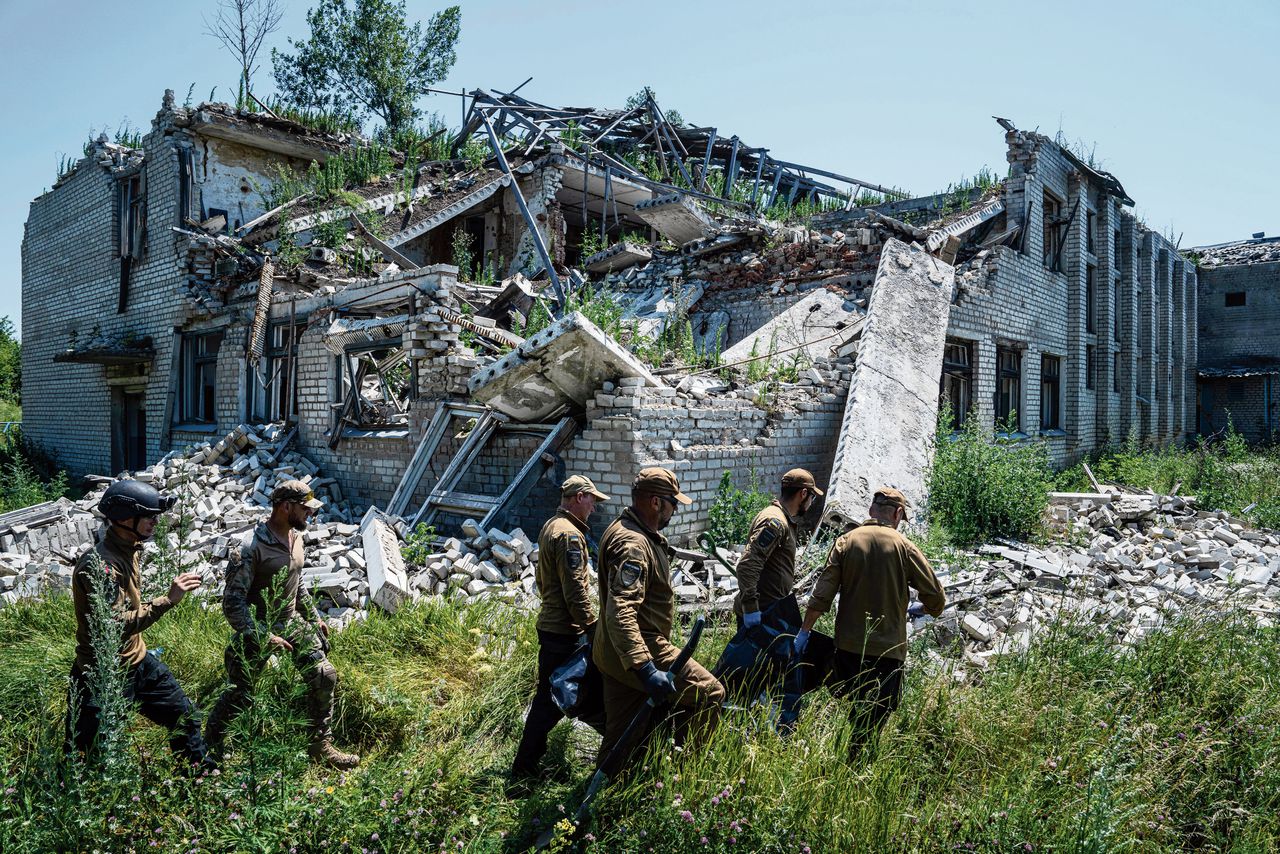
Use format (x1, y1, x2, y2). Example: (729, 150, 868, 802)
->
(926, 408, 1052, 545)
(706, 468, 773, 548)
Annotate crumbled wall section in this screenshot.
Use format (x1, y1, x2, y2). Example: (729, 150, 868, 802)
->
(560, 366, 849, 543)
(822, 239, 953, 528)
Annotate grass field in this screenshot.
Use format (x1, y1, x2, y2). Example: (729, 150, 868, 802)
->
(1, 592, 1278, 853)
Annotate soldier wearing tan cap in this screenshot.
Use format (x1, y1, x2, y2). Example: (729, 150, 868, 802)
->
(733, 468, 825, 629)
(593, 467, 725, 770)
(205, 480, 359, 769)
(795, 486, 945, 760)
(510, 475, 610, 782)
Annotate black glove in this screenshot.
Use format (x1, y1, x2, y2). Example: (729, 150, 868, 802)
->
(635, 660, 676, 702)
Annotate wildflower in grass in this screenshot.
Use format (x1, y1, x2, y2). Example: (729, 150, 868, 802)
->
(681, 810, 694, 823)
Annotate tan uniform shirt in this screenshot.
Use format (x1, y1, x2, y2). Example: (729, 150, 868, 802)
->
(72, 526, 173, 669)
(807, 519, 946, 660)
(593, 508, 676, 689)
(223, 522, 319, 636)
(535, 510, 597, 635)
(733, 499, 798, 615)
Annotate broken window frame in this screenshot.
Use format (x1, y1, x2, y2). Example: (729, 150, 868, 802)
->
(940, 340, 973, 428)
(118, 171, 146, 312)
(995, 347, 1021, 431)
(1040, 354, 1062, 432)
(249, 321, 306, 423)
(331, 341, 413, 436)
(1041, 191, 1064, 272)
(177, 331, 223, 426)
(1086, 264, 1097, 334)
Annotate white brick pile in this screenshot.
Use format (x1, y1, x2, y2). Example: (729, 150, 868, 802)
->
(913, 493, 1280, 679)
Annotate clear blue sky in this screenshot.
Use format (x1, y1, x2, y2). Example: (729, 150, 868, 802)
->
(2, 0, 1277, 334)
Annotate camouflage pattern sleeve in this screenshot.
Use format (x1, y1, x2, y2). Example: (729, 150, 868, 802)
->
(222, 541, 267, 637)
(297, 583, 322, 623)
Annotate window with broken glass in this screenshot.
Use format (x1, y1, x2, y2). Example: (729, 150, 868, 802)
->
(995, 347, 1021, 430)
(333, 343, 412, 432)
(118, 172, 146, 312)
(940, 340, 972, 427)
(1086, 265, 1097, 334)
(250, 322, 306, 422)
(1040, 355, 1062, 431)
(1042, 191, 1064, 272)
(178, 331, 223, 425)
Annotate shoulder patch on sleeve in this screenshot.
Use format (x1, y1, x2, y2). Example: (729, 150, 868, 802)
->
(565, 544, 584, 571)
(618, 559, 645, 589)
(755, 520, 781, 550)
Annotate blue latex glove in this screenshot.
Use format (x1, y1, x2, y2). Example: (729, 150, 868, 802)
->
(792, 628, 811, 657)
(635, 660, 677, 702)
(743, 611, 762, 628)
(907, 602, 927, 618)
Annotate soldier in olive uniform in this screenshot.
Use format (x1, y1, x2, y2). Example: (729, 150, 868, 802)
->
(204, 481, 358, 769)
(66, 480, 209, 766)
(795, 487, 945, 759)
(509, 475, 610, 781)
(734, 468, 824, 630)
(594, 467, 725, 771)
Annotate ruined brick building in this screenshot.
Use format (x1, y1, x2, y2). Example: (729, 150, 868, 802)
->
(1189, 235, 1280, 441)
(20, 89, 1201, 541)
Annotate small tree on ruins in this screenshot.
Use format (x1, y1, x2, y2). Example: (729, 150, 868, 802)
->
(204, 0, 286, 109)
(271, 0, 461, 139)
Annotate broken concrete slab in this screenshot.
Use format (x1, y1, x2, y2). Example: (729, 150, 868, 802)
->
(361, 508, 408, 614)
(635, 193, 718, 245)
(584, 241, 653, 274)
(689, 310, 730, 358)
(468, 311, 665, 421)
(719, 288, 862, 366)
(822, 238, 954, 529)
(622, 280, 706, 338)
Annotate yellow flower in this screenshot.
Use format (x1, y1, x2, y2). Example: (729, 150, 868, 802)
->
(325, 786, 335, 795)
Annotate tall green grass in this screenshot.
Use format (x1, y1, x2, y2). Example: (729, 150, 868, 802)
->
(1, 591, 1277, 852)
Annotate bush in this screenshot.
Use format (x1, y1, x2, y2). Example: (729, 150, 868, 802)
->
(0, 430, 67, 514)
(400, 522, 438, 568)
(706, 468, 773, 548)
(927, 410, 1052, 546)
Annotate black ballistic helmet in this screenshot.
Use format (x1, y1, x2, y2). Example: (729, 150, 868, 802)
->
(99, 479, 176, 521)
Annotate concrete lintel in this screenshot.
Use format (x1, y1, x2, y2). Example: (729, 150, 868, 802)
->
(635, 193, 719, 245)
(468, 311, 664, 421)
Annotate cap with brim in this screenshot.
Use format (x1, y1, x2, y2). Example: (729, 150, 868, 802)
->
(272, 479, 324, 510)
(872, 486, 910, 518)
(634, 466, 692, 504)
(562, 474, 610, 501)
(781, 468, 824, 496)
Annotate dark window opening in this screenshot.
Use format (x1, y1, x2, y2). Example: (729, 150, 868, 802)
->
(1086, 210, 1096, 255)
(179, 331, 223, 424)
(996, 347, 1021, 429)
(1225, 291, 1247, 307)
(1042, 191, 1064, 272)
(1228, 380, 1246, 402)
(1040, 355, 1061, 431)
(1112, 352, 1122, 393)
(940, 340, 972, 428)
(250, 322, 306, 422)
(118, 173, 145, 312)
(1113, 229, 1122, 270)
(1113, 279, 1122, 341)
(1086, 345, 1097, 390)
(1086, 265, 1097, 334)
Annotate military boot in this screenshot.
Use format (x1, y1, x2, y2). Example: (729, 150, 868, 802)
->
(310, 738, 360, 770)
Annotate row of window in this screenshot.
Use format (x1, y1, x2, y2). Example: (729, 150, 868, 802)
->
(176, 324, 305, 427)
(940, 341, 1126, 433)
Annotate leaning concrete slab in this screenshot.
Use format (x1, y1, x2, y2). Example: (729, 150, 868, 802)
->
(635, 193, 718, 245)
(821, 238, 954, 529)
(720, 288, 862, 365)
(622, 280, 706, 338)
(361, 508, 409, 614)
(468, 311, 665, 421)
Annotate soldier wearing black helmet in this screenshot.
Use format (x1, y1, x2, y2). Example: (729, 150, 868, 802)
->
(66, 479, 210, 766)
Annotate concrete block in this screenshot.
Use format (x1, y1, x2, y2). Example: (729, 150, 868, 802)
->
(361, 509, 408, 614)
(583, 241, 653, 274)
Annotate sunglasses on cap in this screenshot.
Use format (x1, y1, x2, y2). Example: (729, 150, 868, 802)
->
(657, 494, 679, 509)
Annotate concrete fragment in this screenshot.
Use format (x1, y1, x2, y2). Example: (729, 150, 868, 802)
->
(634, 193, 717, 245)
(361, 509, 408, 614)
(720, 289, 863, 366)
